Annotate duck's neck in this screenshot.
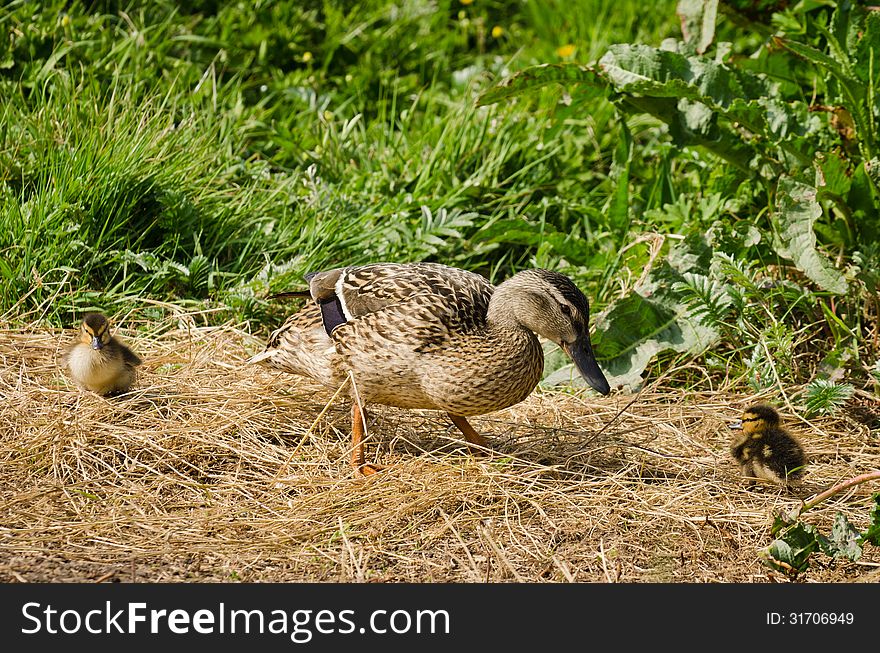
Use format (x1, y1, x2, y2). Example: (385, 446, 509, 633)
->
(485, 278, 545, 390)
(486, 275, 535, 335)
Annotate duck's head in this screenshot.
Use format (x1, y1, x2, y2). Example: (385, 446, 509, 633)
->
(729, 403, 781, 435)
(79, 313, 112, 351)
(489, 269, 611, 395)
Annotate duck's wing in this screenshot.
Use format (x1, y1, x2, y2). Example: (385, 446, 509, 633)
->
(249, 263, 494, 377)
(116, 340, 142, 367)
(307, 263, 495, 335)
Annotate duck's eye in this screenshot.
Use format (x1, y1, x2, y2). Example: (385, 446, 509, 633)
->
(560, 304, 573, 318)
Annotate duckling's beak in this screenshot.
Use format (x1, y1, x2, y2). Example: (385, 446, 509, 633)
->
(728, 419, 742, 430)
(91, 336, 104, 350)
(563, 337, 610, 395)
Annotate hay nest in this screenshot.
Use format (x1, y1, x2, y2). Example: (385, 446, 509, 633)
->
(1, 312, 878, 583)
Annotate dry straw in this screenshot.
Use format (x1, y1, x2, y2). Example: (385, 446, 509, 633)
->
(1, 311, 878, 582)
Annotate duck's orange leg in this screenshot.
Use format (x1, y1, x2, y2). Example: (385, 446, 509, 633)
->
(351, 403, 385, 476)
(448, 413, 488, 454)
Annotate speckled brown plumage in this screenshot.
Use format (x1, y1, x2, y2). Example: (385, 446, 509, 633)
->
(251, 262, 610, 473)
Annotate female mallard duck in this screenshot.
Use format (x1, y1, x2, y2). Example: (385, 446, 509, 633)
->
(251, 262, 611, 475)
(729, 404, 807, 486)
(62, 313, 142, 396)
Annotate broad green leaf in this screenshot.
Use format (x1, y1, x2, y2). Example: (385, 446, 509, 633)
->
(676, 0, 718, 55)
(815, 151, 852, 199)
(771, 512, 796, 538)
(544, 236, 718, 389)
(543, 292, 676, 389)
(541, 340, 573, 382)
(598, 43, 769, 108)
(642, 231, 714, 296)
(770, 177, 848, 295)
(543, 292, 717, 389)
(859, 494, 880, 547)
(671, 98, 717, 143)
(619, 95, 756, 172)
(740, 98, 820, 143)
(773, 35, 871, 153)
(817, 513, 863, 561)
(476, 63, 604, 106)
(597, 44, 819, 164)
(762, 523, 820, 575)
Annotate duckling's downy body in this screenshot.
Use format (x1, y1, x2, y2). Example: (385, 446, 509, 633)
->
(729, 404, 807, 486)
(63, 313, 142, 396)
(252, 262, 611, 474)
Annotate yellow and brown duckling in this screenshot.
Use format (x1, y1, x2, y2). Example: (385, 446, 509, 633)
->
(729, 404, 807, 486)
(62, 313, 142, 396)
(251, 262, 611, 475)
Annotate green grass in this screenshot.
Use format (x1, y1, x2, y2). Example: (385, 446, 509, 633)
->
(1, 0, 876, 395)
(0, 0, 680, 326)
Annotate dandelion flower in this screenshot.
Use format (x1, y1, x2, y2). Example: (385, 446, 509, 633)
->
(491, 25, 504, 38)
(556, 44, 576, 58)
(460, 0, 474, 5)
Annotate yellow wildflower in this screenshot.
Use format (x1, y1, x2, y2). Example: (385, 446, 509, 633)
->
(491, 25, 503, 38)
(302, 51, 313, 63)
(556, 44, 576, 58)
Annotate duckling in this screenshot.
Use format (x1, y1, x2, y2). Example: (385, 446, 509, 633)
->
(62, 313, 142, 396)
(729, 404, 807, 486)
(251, 262, 611, 475)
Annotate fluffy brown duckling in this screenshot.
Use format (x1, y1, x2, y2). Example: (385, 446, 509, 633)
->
(62, 313, 142, 395)
(729, 404, 807, 486)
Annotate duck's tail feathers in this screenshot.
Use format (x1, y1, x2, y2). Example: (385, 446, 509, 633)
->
(246, 349, 276, 366)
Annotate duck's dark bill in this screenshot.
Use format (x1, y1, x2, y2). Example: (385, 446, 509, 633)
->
(91, 337, 103, 350)
(563, 338, 610, 395)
